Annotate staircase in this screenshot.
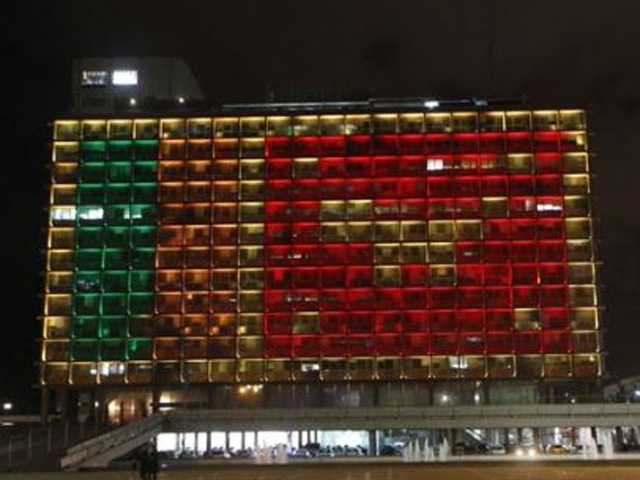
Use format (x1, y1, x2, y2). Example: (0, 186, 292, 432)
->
(60, 414, 164, 471)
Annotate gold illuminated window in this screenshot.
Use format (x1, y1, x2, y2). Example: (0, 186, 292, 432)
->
(564, 196, 589, 217)
(266, 116, 292, 136)
(514, 309, 540, 331)
(571, 308, 598, 330)
(239, 268, 264, 289)
(210, 360, 236, 382)
(429, 221, 455, 241)
(373, 114, 397, 134)
(293, 116, 319, 136)
(566, 218, 591, 239)
(375, 266, 401, 287)
(44, 317, 70, 339)
(293, 312, 320, 334)
(54, 121, 79, 141)
(134, 119, 159, 139)
(430, 265, 455, 286)
(320, 115, 345, 135)
(345, 115, 371, 135)
(563, 153, 588, 173)
(452, 112, 477, 132)
(53, 142, 79, 163)
(293, 158, 319, 178)
(506, 111, 531, 131)
(347, 200, 373, 220)
(402, 221, 427, 241)
(187, 118, 213, 138)
(401, 243, 427, 264)
(569, 285, 596, 306)
(560, 110, 586, 130)
(237, 358, 263, 382)
(321, 201, 346, 221)
(482, 198, 508, 218)
(399, 114, 425, 133)
(239, 246, 263, 266)
(239, 203, 264, 222)
(214, 118, 239, 138)
(564, 174, 590, 195)
(81, 120, 107, 140)
(240, 160, 265, 179)
(480, 112, 505, 132)
(375, 244, 400, 264)
(161, 119, 186, 139)
(533, 111, 558, 131)
(456, 220, 482, 240)
(347, 222, 373, 242)
(238, 313, 263, 335)
(425, 113, 451, 133)
(566, 240, 592, 261)
(375, 222, 400, 242)
(428, 243, 454, 263)
(240, 117, 266, 137)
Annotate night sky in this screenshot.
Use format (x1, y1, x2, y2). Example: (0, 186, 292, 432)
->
(3, 0, 640, 410)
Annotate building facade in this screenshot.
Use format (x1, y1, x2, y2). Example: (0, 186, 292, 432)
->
(42, 101, 602, 422)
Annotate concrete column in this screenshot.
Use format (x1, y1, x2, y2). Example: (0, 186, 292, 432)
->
(532, 428, 541, 447)
(225, 431, 230, 452)
(369, 430, 378, 456)
(206, 431, 211, 454)
(40, 387, 49, 425)
(241, 431, 246, 450)
(152, 388, 161, 414)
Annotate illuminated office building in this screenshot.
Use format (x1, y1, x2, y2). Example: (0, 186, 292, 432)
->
(42, 101, 602, 420)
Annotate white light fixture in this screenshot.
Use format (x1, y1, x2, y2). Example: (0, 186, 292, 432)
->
(81, 70, 108, 86)
(2, 403, 12, 412)
(177, 96, 185, 104)
(112, 69, 138, 86)
(424, 100, 440, 110)
(129, 98, 137, 107)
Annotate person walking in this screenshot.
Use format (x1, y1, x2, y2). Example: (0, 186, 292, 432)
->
(137, 447, 150, 480)
(148, 443, 160, 480)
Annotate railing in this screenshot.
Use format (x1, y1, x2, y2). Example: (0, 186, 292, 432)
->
(0, 419, 109, 472)
(163, 404, 640, 431)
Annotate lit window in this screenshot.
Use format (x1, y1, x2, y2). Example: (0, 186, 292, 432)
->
(51, 206, 76, 222)
(301, 363, 320, 372)
(112, 70, 138, 86)
(78, 207, 104, 221)
(81, 70, 108, 86)
(427, 158, 444, 171)
(537, 203, 562, 213)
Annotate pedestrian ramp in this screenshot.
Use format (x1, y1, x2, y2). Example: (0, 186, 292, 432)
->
(60, 415, 163, 471)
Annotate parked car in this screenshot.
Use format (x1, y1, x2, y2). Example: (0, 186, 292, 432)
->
(453, 442, 490, 455)
(548, 444, 570, 455)
(289, 448, 312, 459)
(380, 445, 402, 456)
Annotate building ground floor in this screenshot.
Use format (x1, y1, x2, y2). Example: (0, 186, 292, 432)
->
(43, 379, 603, 425)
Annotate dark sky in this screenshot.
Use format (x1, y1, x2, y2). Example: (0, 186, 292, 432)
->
(3, 0, 640, 410)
